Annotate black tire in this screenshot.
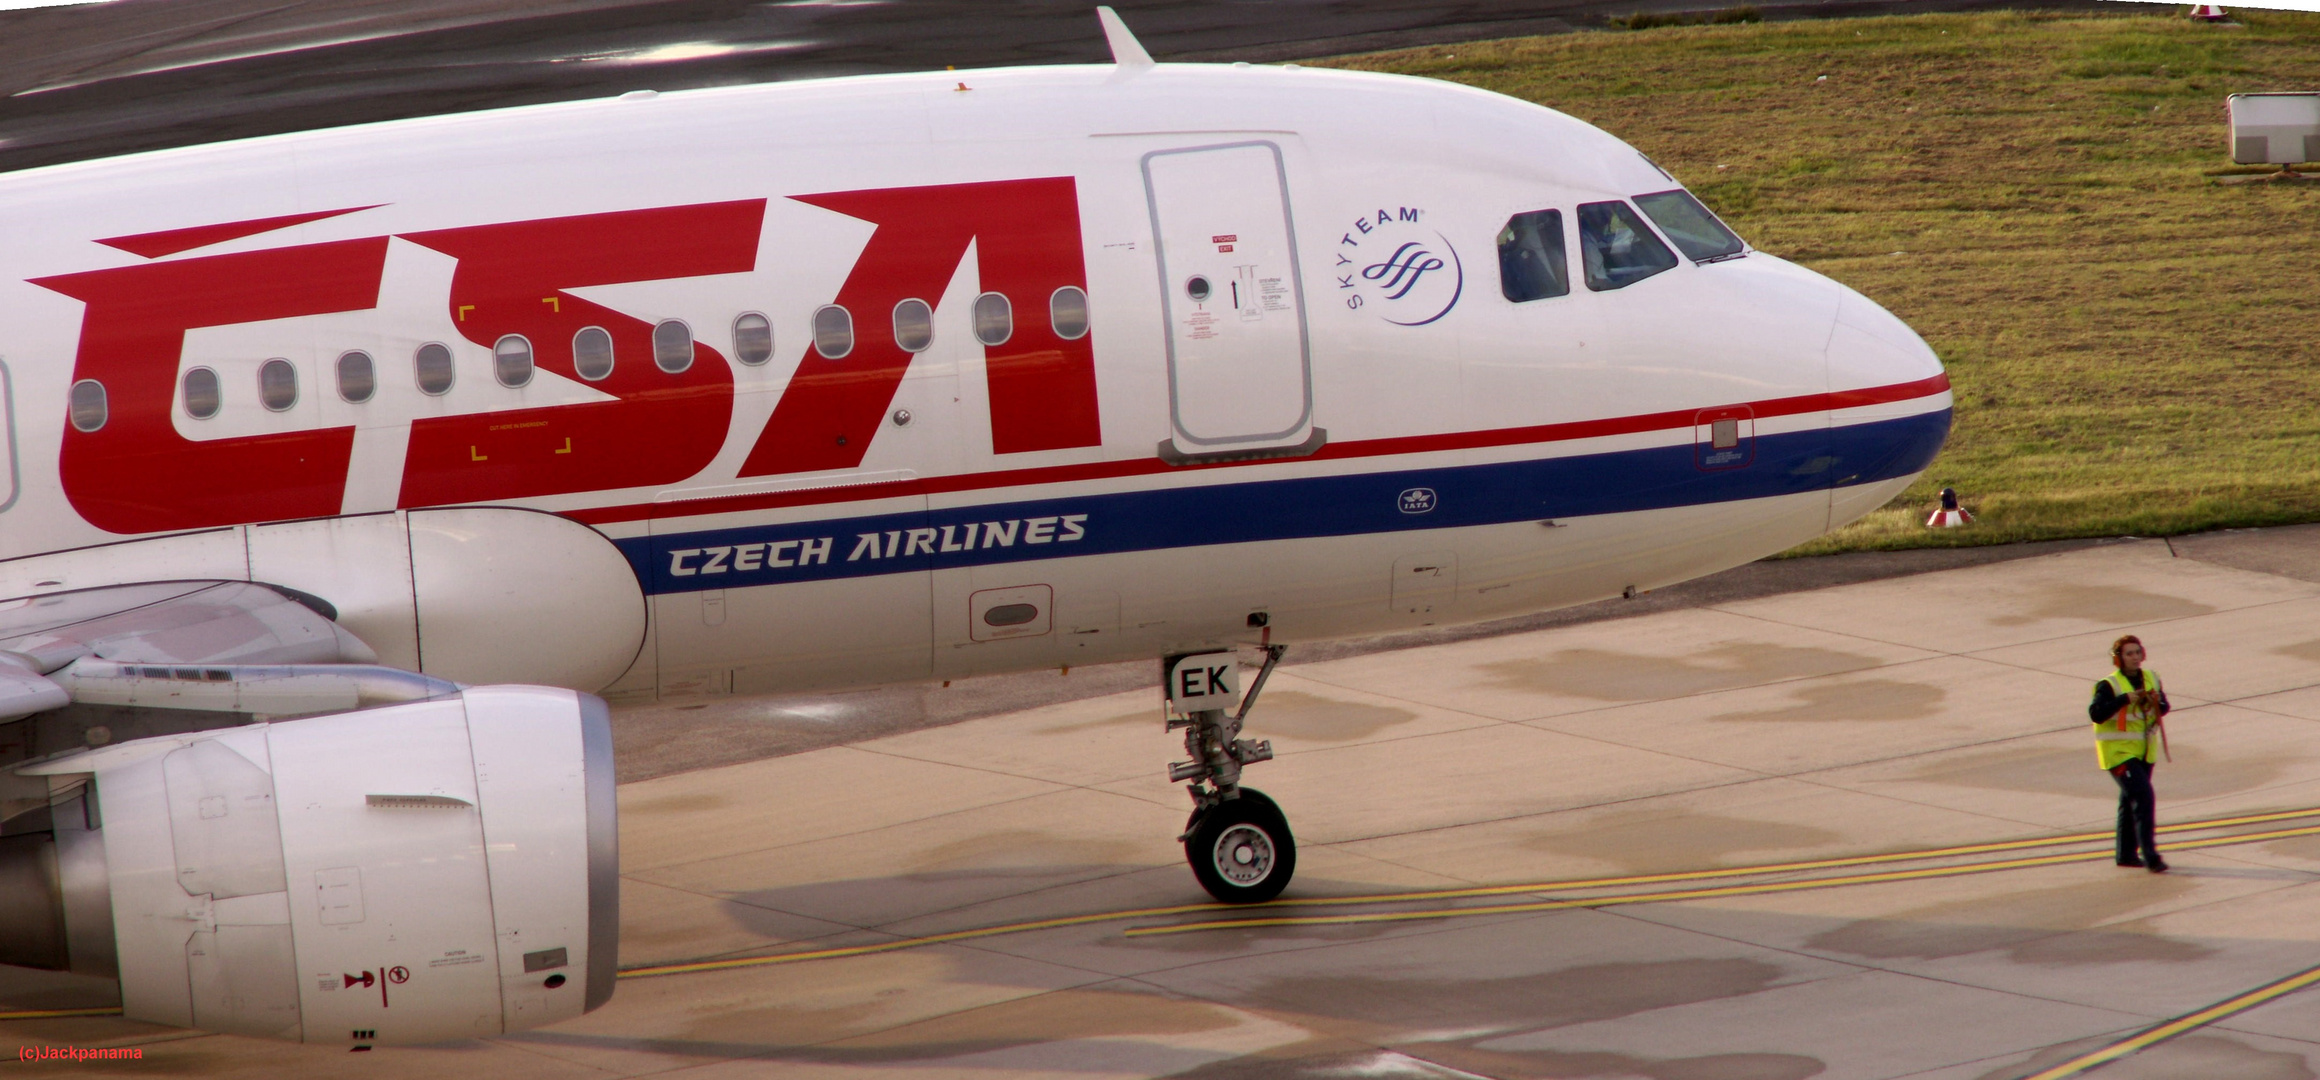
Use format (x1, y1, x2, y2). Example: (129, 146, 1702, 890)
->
(1185, 788, 1295, 904)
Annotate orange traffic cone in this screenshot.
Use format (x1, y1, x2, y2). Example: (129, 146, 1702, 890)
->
(2190, 4, 2227, 20)
(1926, 487, 1974, 528)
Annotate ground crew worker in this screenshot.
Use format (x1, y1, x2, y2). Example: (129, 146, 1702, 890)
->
(2089, 634, 2168, 872)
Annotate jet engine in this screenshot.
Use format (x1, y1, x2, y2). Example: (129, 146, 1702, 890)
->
(0, 686, 616, 1046)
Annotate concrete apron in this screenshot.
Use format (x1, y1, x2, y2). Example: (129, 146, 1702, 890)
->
(10, 536, 2320, 1078)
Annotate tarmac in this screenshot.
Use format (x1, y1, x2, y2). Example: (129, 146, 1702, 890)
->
(0, 0, 2155, 175)
(13, 529, 2320, 1077)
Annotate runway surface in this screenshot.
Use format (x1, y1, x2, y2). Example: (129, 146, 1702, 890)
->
(0, 0, 2147, 175)
(12, 530, 2320, 1077)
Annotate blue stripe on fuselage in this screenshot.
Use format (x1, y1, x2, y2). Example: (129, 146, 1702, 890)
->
(617, 409, 1950, 596)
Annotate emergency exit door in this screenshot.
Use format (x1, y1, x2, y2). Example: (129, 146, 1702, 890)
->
(1142, 141, 1316, 460)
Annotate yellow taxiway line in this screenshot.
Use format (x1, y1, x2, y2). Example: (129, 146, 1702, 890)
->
(1249, 803, 2320, 910)
(1121, 822, 2320, 936)
(0, 1007, 125, 1021)
(619, 804, 2320, 977)
(19, 930, 2320, 1080)
(9, 806, 2310, 1024)
(2014, 960, 2320, 1080)
(618, 901, 1226, 977)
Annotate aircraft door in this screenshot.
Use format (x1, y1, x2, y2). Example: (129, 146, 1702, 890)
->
(1142, 141, 1318, 462)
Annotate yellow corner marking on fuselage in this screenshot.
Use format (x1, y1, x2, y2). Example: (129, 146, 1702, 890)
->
(470, 446, 487, 462)
(542, 296, 560, 312)
(457, 304, 474, 321)
(554, 437, 572, 454)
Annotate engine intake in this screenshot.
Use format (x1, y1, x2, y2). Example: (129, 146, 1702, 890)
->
(4, 685, 617, 1045)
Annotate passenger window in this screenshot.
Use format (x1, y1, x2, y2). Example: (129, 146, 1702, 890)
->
(415, 342, 455, 395)
(973, 292, 1012, 346)
(182, 367, 221, 419)
(813, 305, 854, 359)
(68, 379, 106, 432)
(983, 603, 1039, 627)
(1633, 190, 1745, 262)
(732, 313, 773, 366)
(1050, 286, 1089, 340)
(1496, 210, 1569, 302)
(892, 298, 934, 353)
(258, 358, 298, 411)
(653, 319, 693, 373)
(337, 351, 375, 403)
(573, 327, 614, 381)
(1577, 200, 1678, 291)
(494, 335, 535, 388)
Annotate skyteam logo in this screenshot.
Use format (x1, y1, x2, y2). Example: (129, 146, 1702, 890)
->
(1336, 206, 1463, 327)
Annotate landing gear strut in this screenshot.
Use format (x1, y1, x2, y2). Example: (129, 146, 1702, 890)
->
(1166, 644, 1294, 903)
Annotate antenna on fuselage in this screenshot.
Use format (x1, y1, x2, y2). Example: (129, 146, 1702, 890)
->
(1096, 6, 1154, 68)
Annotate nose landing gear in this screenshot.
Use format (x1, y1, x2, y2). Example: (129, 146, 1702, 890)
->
(1185, 787, 1293, 903)
(1166, 644, 1294, 903)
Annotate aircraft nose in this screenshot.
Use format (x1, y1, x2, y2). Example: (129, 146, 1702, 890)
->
(1822, 287, 1951, 519)
(1829, 289, 1944, 391)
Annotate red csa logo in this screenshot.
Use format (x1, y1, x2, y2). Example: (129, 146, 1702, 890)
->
(32, 178, 1101, 534)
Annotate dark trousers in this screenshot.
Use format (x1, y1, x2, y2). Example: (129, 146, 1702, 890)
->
(2112, 758, 2158, 863)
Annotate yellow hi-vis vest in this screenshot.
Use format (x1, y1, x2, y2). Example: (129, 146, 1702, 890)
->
(2094, 668, 2163, 770)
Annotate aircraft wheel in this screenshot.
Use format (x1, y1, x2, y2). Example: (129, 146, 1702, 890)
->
(1185, 788, 1295, 904)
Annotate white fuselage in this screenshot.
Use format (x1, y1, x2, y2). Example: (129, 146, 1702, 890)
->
(0, 63, 1950, 701)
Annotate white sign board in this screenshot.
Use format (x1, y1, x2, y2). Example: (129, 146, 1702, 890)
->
(2100, 0, 2320, 10)
(1165, 652, 1239, 712)
(2230, 93, 2320, 165)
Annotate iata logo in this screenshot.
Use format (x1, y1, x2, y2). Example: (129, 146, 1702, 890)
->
(1336, 206, 1462, 327)
(1398, 487, 1437, 515)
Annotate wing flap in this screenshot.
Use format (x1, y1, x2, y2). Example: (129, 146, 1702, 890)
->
(0, 582, 437, 748)
(55, 661, 457, 718)
(0, 663, 69, 723)
(0, 581, 376, 671)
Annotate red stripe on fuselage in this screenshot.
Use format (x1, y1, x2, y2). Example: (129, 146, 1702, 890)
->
(739, 178, 1100, 475)
(96, 206, 385, 259)
(34, 239, 390, 533)
(569, 372, 1951, 527)
(398, 201, 764, 506)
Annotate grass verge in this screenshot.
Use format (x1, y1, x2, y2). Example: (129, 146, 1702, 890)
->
(1318, 9, 2320, 555)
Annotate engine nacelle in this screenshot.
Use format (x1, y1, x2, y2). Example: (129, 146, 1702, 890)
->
(2, 686, 616, 1046)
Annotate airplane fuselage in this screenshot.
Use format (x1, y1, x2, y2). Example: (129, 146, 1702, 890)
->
(0, 62, 1950, 700)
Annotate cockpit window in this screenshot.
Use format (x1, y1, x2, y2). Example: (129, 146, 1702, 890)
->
(1634, 189, 1746, 262)
(1577, 200, 1678, 291)
(1496, 210, 1569, 303)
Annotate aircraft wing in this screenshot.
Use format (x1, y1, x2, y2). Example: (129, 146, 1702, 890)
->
(0, 580, 457, 759)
